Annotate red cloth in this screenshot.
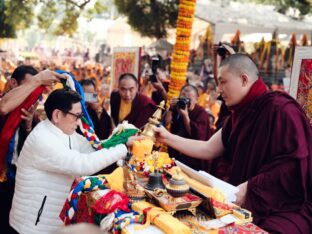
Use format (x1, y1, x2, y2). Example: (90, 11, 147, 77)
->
(110, 92, 157, 129)
(230, 78, 267, 128)
(92, 190, 129, 214)
(222, 91, 312, 233)
(0, 86, 44, 180)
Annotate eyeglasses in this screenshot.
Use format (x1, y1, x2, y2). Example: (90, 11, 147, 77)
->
(65, 111, 83, 121)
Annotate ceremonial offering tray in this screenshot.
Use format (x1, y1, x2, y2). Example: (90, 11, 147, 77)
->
(145, 189, 202, 216)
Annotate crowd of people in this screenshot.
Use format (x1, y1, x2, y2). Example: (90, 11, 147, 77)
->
(0, 43, 311, 234)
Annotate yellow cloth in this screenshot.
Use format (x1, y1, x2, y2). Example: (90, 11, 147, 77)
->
(104, 167, 124, 192)
(131, 139, 154, 160)
(209, 102, 221, 124)
(119, 99, 132, 122)
(197, 93, 208, 108)
(132, 201, 191, 234)
(169, 167, 225, 203)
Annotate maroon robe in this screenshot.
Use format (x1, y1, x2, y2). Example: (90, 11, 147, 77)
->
(110, 91, 157, 129)
(86, 106, 116, 174)
(86, 106, 112, 140)
(169, 104, 213, 171)
(222, 91, 312, 233)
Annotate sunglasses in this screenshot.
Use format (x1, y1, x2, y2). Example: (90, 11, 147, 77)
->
(65, 111, 83, 120)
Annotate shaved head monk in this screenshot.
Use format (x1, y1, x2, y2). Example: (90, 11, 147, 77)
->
(154, 54, 312, 233)
(110, 73, 157, 129)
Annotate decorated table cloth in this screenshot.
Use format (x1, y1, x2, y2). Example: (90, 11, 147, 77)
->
(59, 168, 268, 234)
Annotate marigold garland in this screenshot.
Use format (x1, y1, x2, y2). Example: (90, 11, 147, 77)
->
(168, 0, 196, 107)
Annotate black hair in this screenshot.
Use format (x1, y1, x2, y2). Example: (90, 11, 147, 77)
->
(44, 89, 82, 120)
(180, 84, 199, 97)
(11, 65, 38, 85)
(118, 73, 138, 84)
(80, 79, 96, 89)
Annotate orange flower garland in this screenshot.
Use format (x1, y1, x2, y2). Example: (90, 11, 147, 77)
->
(168, 0, 196, 105)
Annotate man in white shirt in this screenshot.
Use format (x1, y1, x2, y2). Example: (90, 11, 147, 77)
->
(10, 89, 139, 234)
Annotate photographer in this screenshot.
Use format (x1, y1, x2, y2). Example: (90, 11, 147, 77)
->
(151, 68, 169, 105)
(165, 84, 213, 171)
(80, 79, 113, 140)
(148, 55, 169, 105)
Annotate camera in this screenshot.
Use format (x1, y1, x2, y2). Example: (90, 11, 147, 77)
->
(176, 97, 191, 110)
(149, 74, 158, 83)
(216, 44, 227, 58)
(149, 56, 161, 83)
(84, 92, 98, 103)
(151, 56, 160, 74)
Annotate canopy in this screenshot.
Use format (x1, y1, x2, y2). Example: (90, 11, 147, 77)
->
(195, 0, 312, 42)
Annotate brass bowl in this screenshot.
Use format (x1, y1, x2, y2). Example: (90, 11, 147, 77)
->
(165, 183, 189, 198)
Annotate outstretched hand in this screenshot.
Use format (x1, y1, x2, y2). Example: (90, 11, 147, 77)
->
(152, 125, 171, 144)
(126, 135, 146, 147)
(34, 69, 67, 86)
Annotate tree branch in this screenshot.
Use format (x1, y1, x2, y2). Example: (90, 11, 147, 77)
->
(66, 0, 91, 9)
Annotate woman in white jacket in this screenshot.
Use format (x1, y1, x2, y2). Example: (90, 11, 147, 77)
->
(9, 89, 139, 234)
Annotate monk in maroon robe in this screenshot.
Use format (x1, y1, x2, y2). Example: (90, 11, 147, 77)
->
(110, 73, 157, 129)
(167, 84, 213, 171)
(154, 54, 312, 233)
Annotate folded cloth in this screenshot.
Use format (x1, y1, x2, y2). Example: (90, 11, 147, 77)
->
(132, 201, 191, 234)
(104, 167, 124, 192)
(169, 167, 225, 203)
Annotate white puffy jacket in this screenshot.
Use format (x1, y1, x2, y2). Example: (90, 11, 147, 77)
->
(9, 119, 127, 234)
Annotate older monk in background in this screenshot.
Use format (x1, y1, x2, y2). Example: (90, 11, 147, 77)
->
(154, 54, 312, 233)
(110, 73, 156, 129)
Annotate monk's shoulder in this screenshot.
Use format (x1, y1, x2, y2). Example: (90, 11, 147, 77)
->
(257, 91, 298, 113)
(136, 93, 156, 106)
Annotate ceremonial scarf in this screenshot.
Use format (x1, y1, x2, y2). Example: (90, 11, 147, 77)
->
(56, 71, 138, 149)
(55, 70, 94, 129)
(230, 78, 267, 128)
(0, 86, 45, 182)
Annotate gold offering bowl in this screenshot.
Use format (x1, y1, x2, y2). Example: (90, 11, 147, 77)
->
(166, 173, 190, 198)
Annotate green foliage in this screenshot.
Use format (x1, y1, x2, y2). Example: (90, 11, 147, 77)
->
(114, 0, 179, 39)
(0, 0, 34, 38)
(0, 0, 110, 38)
(251, 0, 311, 17)
(0, 0, 15, 38)
(53, 7, 80, 37)
(37, 0, 58, 31)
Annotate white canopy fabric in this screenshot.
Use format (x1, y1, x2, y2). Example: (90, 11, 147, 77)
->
(195, 0, 312, 42)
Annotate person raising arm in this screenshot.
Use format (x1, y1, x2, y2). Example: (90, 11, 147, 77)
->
(0, 69, 66, 115)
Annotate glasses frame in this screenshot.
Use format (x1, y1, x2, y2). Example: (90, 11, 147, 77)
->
(65, 111, 83, 120)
